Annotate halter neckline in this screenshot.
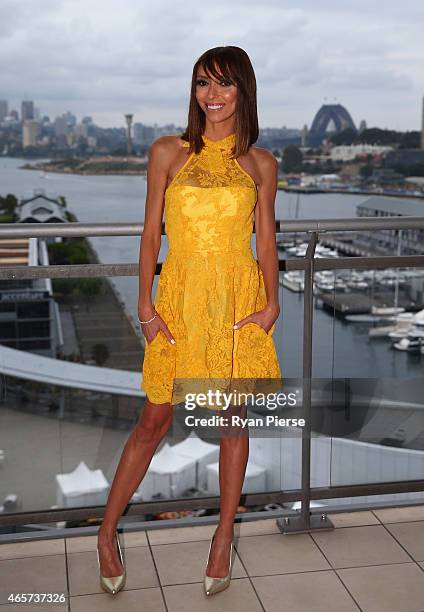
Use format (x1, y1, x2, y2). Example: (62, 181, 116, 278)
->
(202, 132, 236, 150)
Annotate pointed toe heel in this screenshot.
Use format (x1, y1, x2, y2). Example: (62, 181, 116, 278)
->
(203, 534, 233, 596)
(97, 530, 126, 595)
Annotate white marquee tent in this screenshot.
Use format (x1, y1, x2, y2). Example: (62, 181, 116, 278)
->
(135, 442, 197, 501)
(171, 432, 220, 490)
(56, 460, 109, 507)
(206, 458, 267, 495)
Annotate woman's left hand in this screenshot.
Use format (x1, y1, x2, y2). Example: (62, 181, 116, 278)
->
(233, 303, 280, 334)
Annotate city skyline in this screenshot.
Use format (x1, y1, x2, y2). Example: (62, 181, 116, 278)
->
(1, 0, 423, 130)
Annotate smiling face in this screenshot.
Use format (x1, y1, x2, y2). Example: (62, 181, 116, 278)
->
(195, 63, 237, 129)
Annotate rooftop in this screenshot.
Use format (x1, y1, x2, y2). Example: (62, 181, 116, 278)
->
(1, 505, 424, 611)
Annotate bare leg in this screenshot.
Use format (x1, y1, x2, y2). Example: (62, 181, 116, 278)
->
(97, 397, 173, 576)
(206, 402, 249, 577)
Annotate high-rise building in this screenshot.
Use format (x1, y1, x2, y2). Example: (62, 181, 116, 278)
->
(23, 120, 40, 147)
(133, 122, 155, 146)
(64, 111, 77, 128)
(0, 100, 8, 121)
(75, 123, 88, 139)
(21, 100, 34, 121)
(54, 115, 69, 137)
(421, 96, 424, 150)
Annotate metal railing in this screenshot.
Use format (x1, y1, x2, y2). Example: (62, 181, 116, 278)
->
(1, 216, 424, 534)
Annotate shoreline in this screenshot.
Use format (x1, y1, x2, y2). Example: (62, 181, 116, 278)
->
(20, 158, 148, 176)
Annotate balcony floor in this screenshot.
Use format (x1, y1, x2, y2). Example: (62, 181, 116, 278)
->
(1, 505, 424, 611)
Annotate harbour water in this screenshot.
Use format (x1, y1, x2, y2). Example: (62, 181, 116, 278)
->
(1, 156, 423, 380)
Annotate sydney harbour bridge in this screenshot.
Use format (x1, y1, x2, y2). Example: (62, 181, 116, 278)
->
(307, 103, 357, 146)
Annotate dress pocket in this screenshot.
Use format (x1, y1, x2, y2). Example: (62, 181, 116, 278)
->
(248, 321, 275, 337)
(146, 330, 162, 347)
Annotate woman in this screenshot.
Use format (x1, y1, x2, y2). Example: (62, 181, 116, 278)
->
(97, 45, 282, 597)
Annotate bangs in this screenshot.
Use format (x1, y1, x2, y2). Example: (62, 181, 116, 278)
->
(200, 52, 238, 86)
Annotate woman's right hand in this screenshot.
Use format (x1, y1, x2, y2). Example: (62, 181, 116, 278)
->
(140, 308, 176, 345)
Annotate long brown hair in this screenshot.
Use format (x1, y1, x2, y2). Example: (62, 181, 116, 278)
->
(180, 46, 258, 158)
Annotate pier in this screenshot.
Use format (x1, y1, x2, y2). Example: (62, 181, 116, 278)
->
(278, 234, 390, 258)
(317, 235, 388, 257)
(319, 289, 418, 315)
(278, 185, 424, 199)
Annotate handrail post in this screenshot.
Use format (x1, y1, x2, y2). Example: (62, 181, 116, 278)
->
(277, 232, 334, 534)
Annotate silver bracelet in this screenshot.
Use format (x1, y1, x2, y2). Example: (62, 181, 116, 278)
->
(138, 313, 157, 324)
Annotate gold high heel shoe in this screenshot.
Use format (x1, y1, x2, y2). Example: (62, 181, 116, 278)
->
(97, 530, 126, 595)
(203, 534, 233, 596)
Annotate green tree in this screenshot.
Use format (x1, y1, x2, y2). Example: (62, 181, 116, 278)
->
(283, 144, 303, 173)
(399, 131, 420, 149)
(0, 194, 18, 215)
(52, 278, 78, 296)
(358, 128, 397, 146)
(48, 242, 69, 264)
(91, 343, 109, 366)
(78, 278, 103, 312)
(329, 128, 356, 146)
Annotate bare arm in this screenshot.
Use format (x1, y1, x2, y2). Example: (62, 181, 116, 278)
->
(138, 137, 168, 320)
(254, 149, 280, 318)
(234, 149, 280, 333)
(138, 137, 180, 345)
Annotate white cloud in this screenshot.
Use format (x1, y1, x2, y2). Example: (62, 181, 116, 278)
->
(0, 0, 422, 130)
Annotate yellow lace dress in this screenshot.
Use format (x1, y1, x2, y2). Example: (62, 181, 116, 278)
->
(140, 132, 282, 405)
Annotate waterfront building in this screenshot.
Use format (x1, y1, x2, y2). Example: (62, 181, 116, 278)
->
(357, 195, 424, 256)
(330, 144, 392, 162)
(17, 191, 67, 229)
(0, 236, 62, 355)
(385, 148, 424, 168)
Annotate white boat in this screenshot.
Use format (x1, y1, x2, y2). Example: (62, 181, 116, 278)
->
(311, 270, 349, 292)
(286, 242, 308, 254)
(393, 331, 424, 353)
(347, 314, 383, 323)
(347, 314, 396, 324)
(371, 305, 406, 315)
(388, 309, 424, 340)
(388, 319, 418, 340)
(316, 281, 335, 291)
(315, 245, 340, 257)
(346, 280, 369, 290)
(280, 271, 304, 292)
(369, 324, 398, 337)
(368, 309, 424, 339)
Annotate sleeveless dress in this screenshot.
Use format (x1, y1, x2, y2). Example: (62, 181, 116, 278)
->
(140, 132, 282, 406)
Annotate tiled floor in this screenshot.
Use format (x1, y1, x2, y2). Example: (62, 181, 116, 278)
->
(1, 506, 424, 611)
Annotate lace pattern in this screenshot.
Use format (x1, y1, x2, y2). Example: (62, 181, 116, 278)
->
(140, 132, 282, 405)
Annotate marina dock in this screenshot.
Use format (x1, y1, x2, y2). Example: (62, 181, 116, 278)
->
(319, 289, 418, 315)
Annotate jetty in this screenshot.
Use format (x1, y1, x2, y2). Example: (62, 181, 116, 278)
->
(319, 290, 418, 316)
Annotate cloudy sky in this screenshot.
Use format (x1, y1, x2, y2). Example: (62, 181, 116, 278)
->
(1, 0, 423, 131)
